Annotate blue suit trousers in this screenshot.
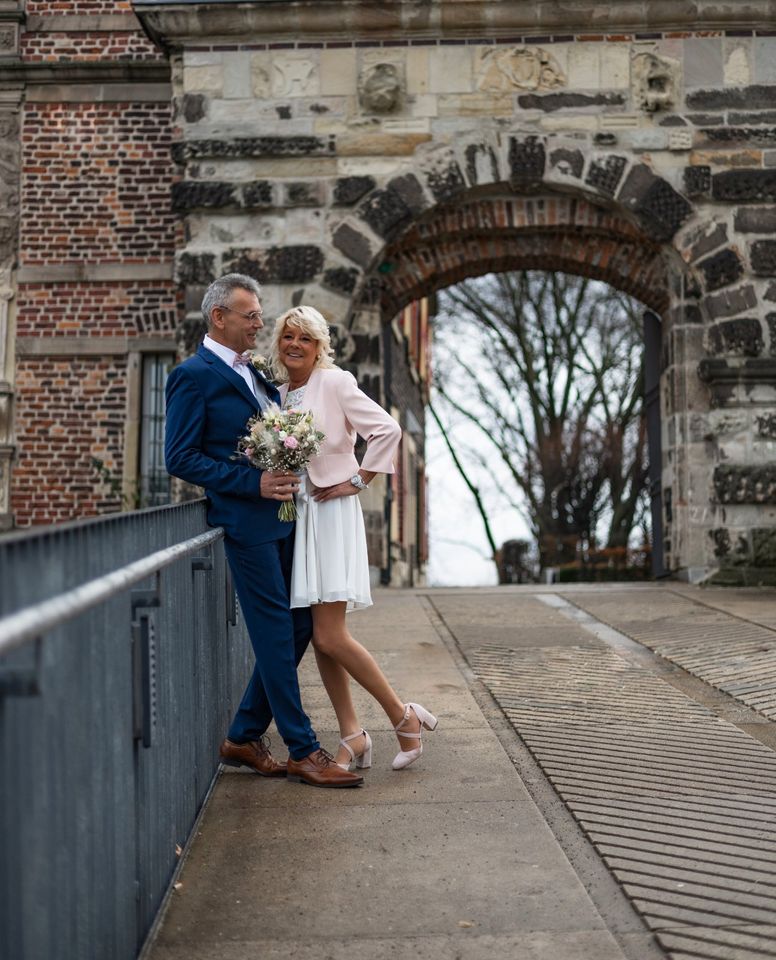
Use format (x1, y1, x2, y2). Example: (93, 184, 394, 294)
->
(225, 532, 319, 760)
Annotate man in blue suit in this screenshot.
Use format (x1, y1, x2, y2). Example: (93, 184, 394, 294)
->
(165, 273, 362, 788)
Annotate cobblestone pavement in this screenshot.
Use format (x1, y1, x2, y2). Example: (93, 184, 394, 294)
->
(426, 584, 776, 960)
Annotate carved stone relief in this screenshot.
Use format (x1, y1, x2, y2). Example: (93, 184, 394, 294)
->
(272, 54, 319, 98)
(359, 62, 403, 114)
(632, 52, 679, 112)
(476, 47, 566, 94)
(0, 23, 18, 55)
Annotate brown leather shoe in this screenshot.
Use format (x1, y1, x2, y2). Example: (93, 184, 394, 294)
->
(219, 736, 287, 777)
(287, 748, 364, 788)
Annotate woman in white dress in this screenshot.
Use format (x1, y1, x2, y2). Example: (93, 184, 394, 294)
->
(271, 305, 438, 772)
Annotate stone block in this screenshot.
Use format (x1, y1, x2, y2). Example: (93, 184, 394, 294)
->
(517, 91, 624, 112)
(184, 50, 223, 68)
(463, 141, 501, 185)
(222, 53, 252, 100)
(626, 128, 670, 151)
(407, 96, 438, 119)
(180, 94, 208, 124)
(184, 66, 223, 95)
(176, 252, 217, 286)
(566, 44, 599, 88)
(618, 165, 692, 242)
(406, 48, 429, 95)
(250, 54, 271, 99)
(333, 176, 376, 206)
(243, 180, 274, 210)
(548, 146, 584, 179)
(750, 239, 776, 276)
(684, 221, 727, 262)
(686, 85, 776, 111)
(174, 136, 335, 163)
(540, 114, 598, 132)
(357, 187, 412, 238)
(438, 93, 514, 117)
(704, 283, 758, 319)
(756, 412, 776, 438)
(272, 52, 321, 99)
(734, 207, 776, 233)
(723, 40, 752, 86)
(584, 154, 627, 196)
(683, 164, 711, 197)
(387, 172, 429, 214)
(600, 44, 629, 89)
(223, 244, 324, 284)
(423, 155, 466, 202)
(281, 181, 324, 207)
(684, 38, 723, 88)
(332, 222, 375, 268)
(714, 464, 776, 504)
(429, 47, 472, 94)
(712, 168, 776, 202)
(699, 248, 743, 292)
(337, 132, 431, 156)
(322, 265, 360, 295)
(754, 38, 776, 83)
(507, 135, 546, 184)
(708, 317, 764, 357)
(171, 181, 237, 212)
(320, 47, 356, 96)
(752, 528, 776, 565)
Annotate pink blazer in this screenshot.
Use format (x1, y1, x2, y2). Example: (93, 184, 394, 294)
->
(279, 367, 401, 486)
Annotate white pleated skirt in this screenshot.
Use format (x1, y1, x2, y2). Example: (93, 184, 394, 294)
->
(289, 475, 373, 610)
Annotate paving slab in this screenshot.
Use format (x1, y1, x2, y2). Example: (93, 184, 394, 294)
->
(426, 586, 776, 960)
(145, 591, 635, 960)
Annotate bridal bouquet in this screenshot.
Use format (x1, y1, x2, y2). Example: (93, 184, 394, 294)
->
(238, 403, 325, 521)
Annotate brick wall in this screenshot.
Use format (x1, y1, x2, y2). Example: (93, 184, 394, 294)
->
(13, 357, 128, 525)
(16, 283, 179, 337)
(20, 32, 161, 61)
(10, 5, 179, 528)
(21, 103, 176, 265)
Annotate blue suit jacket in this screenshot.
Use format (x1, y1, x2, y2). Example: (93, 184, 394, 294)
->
(165, 344, 290, 545)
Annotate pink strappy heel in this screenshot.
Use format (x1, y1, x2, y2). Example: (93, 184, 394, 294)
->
(392, 703, 438, 770)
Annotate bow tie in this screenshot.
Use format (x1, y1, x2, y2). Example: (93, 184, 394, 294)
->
(233, 353, 252, 369)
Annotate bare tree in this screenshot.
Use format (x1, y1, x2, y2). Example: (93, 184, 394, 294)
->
(432, 271, 648, 572)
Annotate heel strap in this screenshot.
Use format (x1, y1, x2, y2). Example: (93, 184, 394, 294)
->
(394, 705, 417, 734)
(339, 729, 365, 762)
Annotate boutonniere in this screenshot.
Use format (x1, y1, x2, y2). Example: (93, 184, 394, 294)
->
(249, 353, 273, 379)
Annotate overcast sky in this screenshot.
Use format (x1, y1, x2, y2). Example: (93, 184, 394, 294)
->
(425, 408, 530, 586)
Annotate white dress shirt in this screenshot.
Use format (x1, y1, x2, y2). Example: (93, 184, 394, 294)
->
(202, 334, 267, 406)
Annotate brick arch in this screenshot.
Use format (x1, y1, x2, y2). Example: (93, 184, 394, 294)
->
(370, 194, 670, 318)
(323, 132, 702, 325)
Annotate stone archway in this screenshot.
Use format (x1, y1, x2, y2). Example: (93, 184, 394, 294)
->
(135, 2, 776, 584)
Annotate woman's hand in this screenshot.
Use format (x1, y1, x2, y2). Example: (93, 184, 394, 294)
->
(310, 480, 360, 502)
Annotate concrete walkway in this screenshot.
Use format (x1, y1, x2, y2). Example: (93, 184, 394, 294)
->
(147, 589, 650, 960)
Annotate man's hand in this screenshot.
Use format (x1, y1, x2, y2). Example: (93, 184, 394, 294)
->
(311, 481, 360, 502)
(260, 470, 300, 501)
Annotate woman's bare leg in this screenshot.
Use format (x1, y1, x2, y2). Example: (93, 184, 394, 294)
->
(312, 646, 362, 764)
(311, 601, 420, 759)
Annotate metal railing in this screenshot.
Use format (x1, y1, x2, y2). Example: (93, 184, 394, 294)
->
(0, 501, 252, 960)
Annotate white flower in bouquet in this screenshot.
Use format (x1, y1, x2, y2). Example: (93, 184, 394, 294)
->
(237, 404, 325, 521)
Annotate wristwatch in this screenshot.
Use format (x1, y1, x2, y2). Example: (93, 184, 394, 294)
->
(350, 473, 369, 491)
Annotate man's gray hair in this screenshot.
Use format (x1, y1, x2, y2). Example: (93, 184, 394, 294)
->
(201, 274, 262, 326)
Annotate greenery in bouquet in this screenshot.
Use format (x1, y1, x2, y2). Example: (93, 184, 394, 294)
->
(238, 404, 325, 521)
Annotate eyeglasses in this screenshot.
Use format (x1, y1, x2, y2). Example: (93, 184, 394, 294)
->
(217, 305, 263, 323)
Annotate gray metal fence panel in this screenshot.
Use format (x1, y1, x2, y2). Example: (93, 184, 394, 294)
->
(0, 502, 251, 960)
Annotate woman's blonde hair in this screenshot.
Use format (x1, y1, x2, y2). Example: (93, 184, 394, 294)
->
(270, 305, 337, 382)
